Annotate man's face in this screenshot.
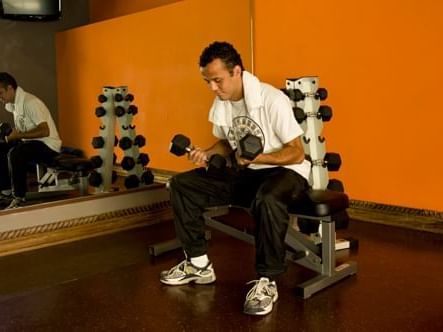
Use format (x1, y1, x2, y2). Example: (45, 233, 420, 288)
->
(200, 58, 243, 101)
(0, 85, 15, 105)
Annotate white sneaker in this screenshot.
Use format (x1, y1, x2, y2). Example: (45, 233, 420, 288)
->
(6, 197, 26, 209)
(160, 259, 216, 286)
(0, 192, 12, 201)
(244, 277, 278, 315)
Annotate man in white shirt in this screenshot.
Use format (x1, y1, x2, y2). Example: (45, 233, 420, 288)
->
(0, 72, 62, 209)
(160, 42, 311, 315)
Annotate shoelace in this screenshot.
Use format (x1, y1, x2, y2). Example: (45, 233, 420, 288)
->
(245, 279, 273, 300)
(167, 260, 188, 275)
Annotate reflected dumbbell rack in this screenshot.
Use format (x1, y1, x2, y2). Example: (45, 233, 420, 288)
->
(89, 86, 154, 192)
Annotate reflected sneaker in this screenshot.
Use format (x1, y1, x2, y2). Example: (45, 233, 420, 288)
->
(244, 277, 278, 316)
(6, 197, 26, 209)
(0, 192, 12, 201)
(160, 259, 216, 286)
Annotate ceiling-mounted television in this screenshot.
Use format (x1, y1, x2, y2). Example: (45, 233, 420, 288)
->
(0, 0, 61, 21)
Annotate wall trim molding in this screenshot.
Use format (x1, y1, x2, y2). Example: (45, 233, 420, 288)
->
(0, 186, 173, 257)
(349, 199, 443, 234)
(0, 200, 172, 257)
(350, 199, 443, 220)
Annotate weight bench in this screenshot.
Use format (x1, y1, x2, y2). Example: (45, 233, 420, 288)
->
(285, 189, 357, 298)
(36, 148, 94, 195)
(149, 187, 357, 299)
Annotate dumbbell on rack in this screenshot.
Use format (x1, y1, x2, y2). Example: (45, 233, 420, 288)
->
(121, 153, 150, 171)
(307, 152, 342, 171)
(293, 105, 333, 123)
(283, 87, 328, 102)
(170, 134, 227, 174)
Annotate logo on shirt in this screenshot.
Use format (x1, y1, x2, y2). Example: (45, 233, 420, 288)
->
(227, 116, 265, 149)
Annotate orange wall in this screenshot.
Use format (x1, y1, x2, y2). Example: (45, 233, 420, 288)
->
(58, 0, 442, 212)
(89, 0, 183, 22)
(56, 0, 251, 172)
(253, 0, 443, 212)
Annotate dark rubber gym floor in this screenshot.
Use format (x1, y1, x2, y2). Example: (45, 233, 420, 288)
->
(0, 212, 442, 331)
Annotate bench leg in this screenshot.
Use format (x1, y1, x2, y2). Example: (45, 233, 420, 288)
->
(148, 238, 182, 257)
(295, 260, 358, 298)
(288, 217, 358, 298)
(78, 175, 89, 195)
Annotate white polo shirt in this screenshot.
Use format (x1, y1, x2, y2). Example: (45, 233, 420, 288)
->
(5, 86, 61, 152)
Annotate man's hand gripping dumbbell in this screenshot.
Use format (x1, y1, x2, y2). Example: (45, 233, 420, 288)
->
(169, 134, 227, 174)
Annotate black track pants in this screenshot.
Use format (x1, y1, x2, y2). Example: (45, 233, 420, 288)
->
(169, 166, 308, 278)
(0, 140, 58, 197)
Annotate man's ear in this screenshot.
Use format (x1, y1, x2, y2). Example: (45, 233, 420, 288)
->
(233, 65, 242, 77)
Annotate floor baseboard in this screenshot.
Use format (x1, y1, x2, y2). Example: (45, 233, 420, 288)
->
(349, 199, 443, 234)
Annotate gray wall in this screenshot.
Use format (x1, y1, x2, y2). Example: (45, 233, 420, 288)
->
(0, 0, 90, 124)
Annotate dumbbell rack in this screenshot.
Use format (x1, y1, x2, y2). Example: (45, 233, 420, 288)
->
(285, 77, 352, 247)
(91, 86, 152, 193)
(285, 77, 339, 190)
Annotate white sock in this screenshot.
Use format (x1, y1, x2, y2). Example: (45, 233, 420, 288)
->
(190, 254, 209, 268)
(1, 190, 11, 196)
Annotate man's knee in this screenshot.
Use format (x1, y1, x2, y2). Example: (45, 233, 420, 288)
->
(170, 169, 205, 192)
(169, 172, 187, 192)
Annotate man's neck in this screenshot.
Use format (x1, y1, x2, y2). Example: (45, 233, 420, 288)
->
(230, 81, 244, 101)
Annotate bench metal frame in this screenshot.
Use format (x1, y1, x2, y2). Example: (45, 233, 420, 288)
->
(149, 204, 357, 299)
(36, 164, 89, 195)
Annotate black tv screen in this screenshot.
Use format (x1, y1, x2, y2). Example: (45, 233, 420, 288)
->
(0, 0, 61, 21)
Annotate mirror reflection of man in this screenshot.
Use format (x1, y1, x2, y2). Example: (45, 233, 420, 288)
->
(0, 72, 61, 209)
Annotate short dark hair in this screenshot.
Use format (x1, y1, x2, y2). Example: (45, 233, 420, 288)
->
(0, 72, 17, 90)
(199, 41, 244, 72)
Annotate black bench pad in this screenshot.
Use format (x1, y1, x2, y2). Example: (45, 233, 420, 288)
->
(50, 154, 94, 172)
(288, 189, 349, 217)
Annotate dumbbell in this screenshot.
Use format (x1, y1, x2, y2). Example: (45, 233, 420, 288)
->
(323, 153, 341, 171)
(121, 156, 135, 171)
(316, 88, 328, 100)
(92, 136, 105, 149)
(138, 153, 150, 166)
(293, 105, 333, 123)
(141, 170, 154, 185)
(327, 179, 345, 192)
(88, 171, 102, 187)
(127, 105, 138, 115)
(284, 88, 328, 102)
(121, 154, 150, 171)
(95, 107, 106, 118)
(237, 133, 263, 160)
(115, 106, 125, 117)
(119, 137, 132, 150)
(124, 174, 140, 189)
(169, 134, 227, 173)
(309, 152, 342, 171)
(0, 122, 12, 141)
(98, 94, 107, 103)
(90, 155, 103, 168)
(114, 93, 124, 102)
(134, 135, 146, 147)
